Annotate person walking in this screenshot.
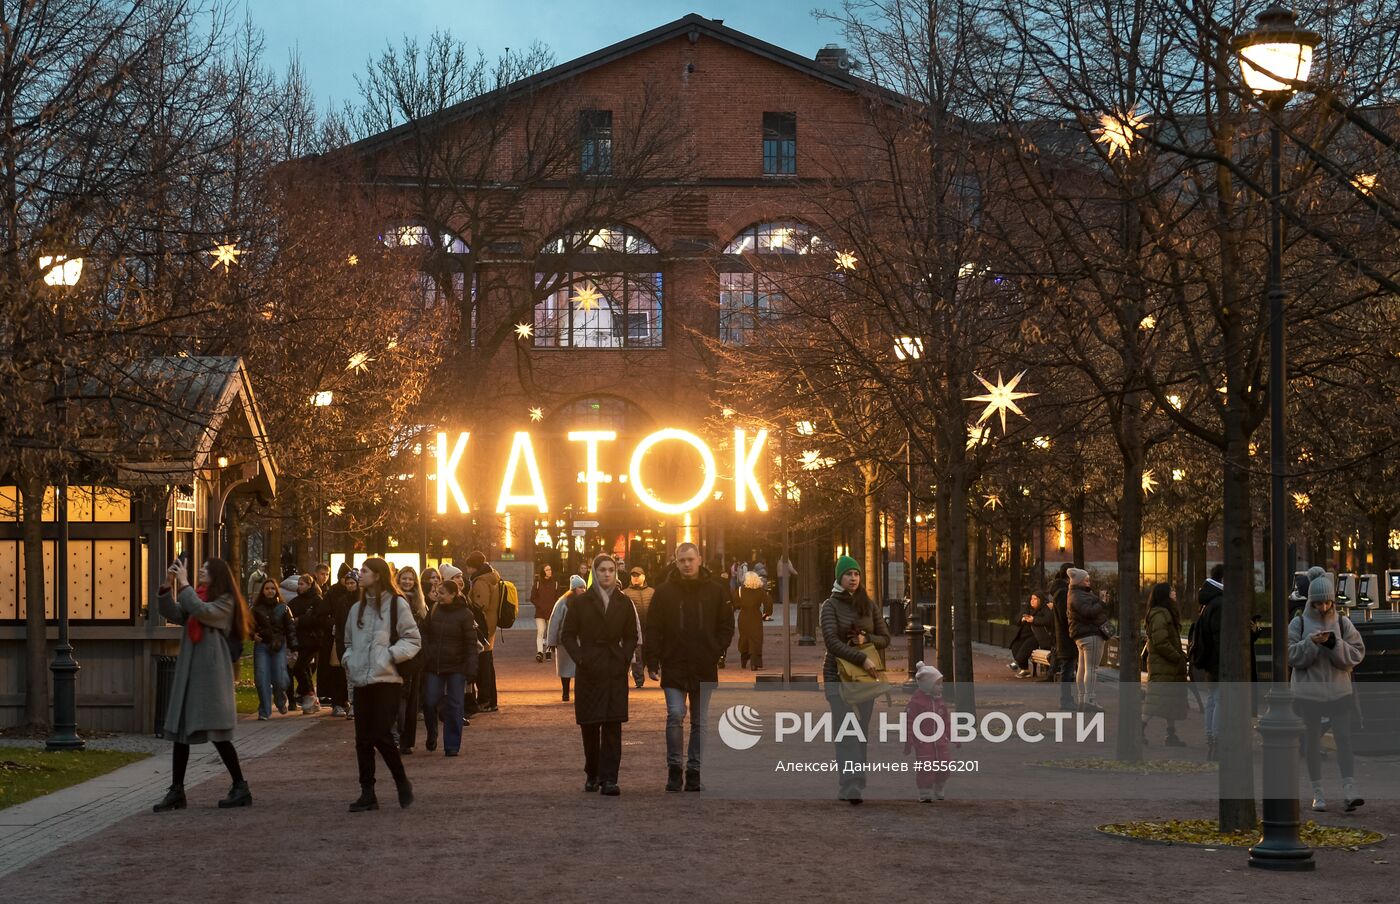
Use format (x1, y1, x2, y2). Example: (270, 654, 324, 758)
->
(622, 566, 655, 688)
(532, 564, 560, 663)
(464, 551, 501, 713)
(549, 575, 587, 701)
(1047, 564, 1077, 708)
(394, 566, 428, 754)
(1188, 563, 1225, 759)
(420, 580, 478, 757)
(562, 555, 637, 796)
(250, 578, 297, 719)
(1290, 571, 1367, 812)
(1067, 568, 1108, 713)
(153, 558, 252, 812)
(735, 570, 769, 670)
(820, 555, 889, 804)
(645, 543, 733, 792)
(1008, 593, 1052, 677)
(342, 557, 421, 812)
(287, 572, 324, 713)
(320, 566, 358, 718)
(1142, 583, 1188, 746)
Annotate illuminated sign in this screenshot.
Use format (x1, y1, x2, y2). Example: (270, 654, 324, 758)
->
(435, 428, 769, 515)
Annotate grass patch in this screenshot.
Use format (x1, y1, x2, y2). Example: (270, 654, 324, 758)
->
(0, 747, 151, 810)
(1099, 818, 1384, 849)
(1033, 756, 1216, 774)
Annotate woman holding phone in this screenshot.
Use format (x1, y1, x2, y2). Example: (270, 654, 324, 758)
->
(153, 557, 252, 812)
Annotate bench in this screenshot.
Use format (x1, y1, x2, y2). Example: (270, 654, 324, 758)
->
(1030, 649, 1053, 676)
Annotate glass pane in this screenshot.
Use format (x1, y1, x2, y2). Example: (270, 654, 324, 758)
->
(68, 486, 93, 522)
(723, 220, 825, 255)
(93, 541, 132, 620)
(0, 541, 17, 619)
(0, 486, 16, 522)
(93, 487, 132, 522)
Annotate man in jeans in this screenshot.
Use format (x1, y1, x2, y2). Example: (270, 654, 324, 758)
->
(645, 543, 734, 792)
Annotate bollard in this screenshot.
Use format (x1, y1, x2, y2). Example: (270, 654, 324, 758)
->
(797, 599, 816, 646)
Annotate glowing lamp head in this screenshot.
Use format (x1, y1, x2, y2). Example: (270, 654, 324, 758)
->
(40, 255, 83, 287)
(312, 391, 334, 407)
(1233, 6, 1319, 99)
(216, 456, 230, 469)
(894, 336, 924, 361)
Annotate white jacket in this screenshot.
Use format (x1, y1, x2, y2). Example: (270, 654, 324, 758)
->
(342, 594, 421, 688)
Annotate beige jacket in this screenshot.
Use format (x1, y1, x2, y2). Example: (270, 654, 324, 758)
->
(470, 567, 501, 651)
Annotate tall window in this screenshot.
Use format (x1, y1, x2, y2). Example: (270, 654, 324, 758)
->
(535, 226, 662, 349)
(719, 220, 826, 344)
(762, 112, 797, 175)
(580, 110, 613, 175)
(381, 221, 476, 345)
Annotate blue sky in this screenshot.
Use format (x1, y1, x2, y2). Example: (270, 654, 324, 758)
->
(243, 1, 843, 110)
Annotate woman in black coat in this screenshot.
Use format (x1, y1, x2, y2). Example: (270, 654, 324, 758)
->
(1007, 593, 1052, 677)
(561, 554, 638, 797)
(419, 581, 479, 756)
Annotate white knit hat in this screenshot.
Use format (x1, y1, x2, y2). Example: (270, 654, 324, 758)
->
(439, 563, 463, 583)
(914, 661, 942, 683)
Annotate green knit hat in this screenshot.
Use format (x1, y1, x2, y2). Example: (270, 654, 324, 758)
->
(835, 555, 861, 581)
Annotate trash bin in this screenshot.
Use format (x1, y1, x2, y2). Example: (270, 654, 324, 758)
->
(797, 599, 817, 646)
(153, 655, 177, 737)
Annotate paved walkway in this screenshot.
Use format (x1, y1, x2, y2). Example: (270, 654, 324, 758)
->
(0, 712, 318, 879)
(1, 628, 1394, 902)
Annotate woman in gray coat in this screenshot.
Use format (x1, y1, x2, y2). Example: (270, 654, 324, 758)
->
(153, 558, 252, 812)
(547, 575, 587, 701)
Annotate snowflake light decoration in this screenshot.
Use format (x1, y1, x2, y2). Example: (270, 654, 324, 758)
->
(347, 351, 373, 373)
(1141, 469, 1158, 495)
(208, 243, 243, 273)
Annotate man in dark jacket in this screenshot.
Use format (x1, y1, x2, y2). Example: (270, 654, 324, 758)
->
(562, 554, 638, 796)
(320, 567, 358, 717)
(645, 542, 734, 793)
(1190, 563, 1225, 757)
(287, 572, 324, 713)
(623, 566, 655, 689)
(1046, 564, 1075, 708)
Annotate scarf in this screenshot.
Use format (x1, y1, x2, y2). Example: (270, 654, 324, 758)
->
(185, 584, 210, 643)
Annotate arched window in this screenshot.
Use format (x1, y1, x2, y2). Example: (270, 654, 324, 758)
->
(381, 221, 476, 344)
(535, 225, 663, 349)
(719, 220, 827, 344)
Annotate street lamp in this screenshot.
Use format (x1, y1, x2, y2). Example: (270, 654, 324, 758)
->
(1233, 4, 1319, 873)
(895, 337, 924, 680)
(40, 252, 86, 751)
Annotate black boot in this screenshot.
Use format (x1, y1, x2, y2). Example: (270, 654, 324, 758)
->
(349, 785, 379, 812)
(685, 769, 703, 792)
(666, 764, 684, 793)
(153, 785, 186, 813)
(740, 652, 750, 669)
(217, 781, 252, 808)
(396, 778, 414, 809)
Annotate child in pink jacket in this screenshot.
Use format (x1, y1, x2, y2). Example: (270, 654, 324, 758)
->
(904, 661, 954, 801)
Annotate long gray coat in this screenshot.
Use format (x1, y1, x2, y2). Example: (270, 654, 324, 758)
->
(547, 590, 578, 679)
(159, 586, 238, 743)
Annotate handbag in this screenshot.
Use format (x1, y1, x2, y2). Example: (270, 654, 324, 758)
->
(837, 643, 888, 704)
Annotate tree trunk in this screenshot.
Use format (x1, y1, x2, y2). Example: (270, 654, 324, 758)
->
(1188, 517, 1209, 593)
(1009, 518, 1024, 621)
(864, 471, 880, 606)
(1370, 509, 1395, 573)
(20, 475, 49, 729)
(1069, 491, 1087, 567)
(948, 473, 976, 714)
(1115, 452, 1145, 762)
(934, 482, 954, 684)
(1218, 421, 1257, 831)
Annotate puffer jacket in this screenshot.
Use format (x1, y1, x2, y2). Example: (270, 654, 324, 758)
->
(342, 593, 421, 688)
(819, 586, 891, 687)
(251, 597, 297, 651)
(1068, 585, 1108, 640)
(420, 597, 479, 677)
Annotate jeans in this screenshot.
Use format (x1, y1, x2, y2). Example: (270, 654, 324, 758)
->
(535, 618, 549, 655)
(631, 645, 646, 685)
(423, 672, 466, 754)
(663, 683, 714, 770)
(1074, 635, 1104, 706)
(1202, 679, 1221, 739)
(582, 721, 623, 784)
(1295, 695, 1356, 782)
(252, 642, 289, 718)
(353, 682, 408, 788)
(395, 660, 423, 750)
(827, 691, 875, 793)
(1055, 647, 1079, 708)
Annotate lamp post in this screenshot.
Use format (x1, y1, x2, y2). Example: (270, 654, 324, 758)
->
(40, 254, 85, 751)
(1232, 4, 1319, 872)
(894, 336, 924, 680)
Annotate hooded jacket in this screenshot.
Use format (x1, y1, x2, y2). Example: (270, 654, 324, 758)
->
(469, 566, 502, 651)
(341, 593, 422, 688)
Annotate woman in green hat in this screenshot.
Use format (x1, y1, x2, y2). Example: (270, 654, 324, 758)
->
(820, 554, 889, 804)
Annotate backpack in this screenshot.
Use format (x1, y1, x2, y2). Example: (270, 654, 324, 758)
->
(497, 580, 520, 629)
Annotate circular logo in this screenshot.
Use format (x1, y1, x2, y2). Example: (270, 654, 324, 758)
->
(717, 704, 764, 750)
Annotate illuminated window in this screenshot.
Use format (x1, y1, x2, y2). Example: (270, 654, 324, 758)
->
(718, 221, 827, 344)
(762, 112, 797, 175)
(380, 222, 469, 253)
(580, 110, 613, 175)
(535, 226, 662, 348)
(1140, 531, 1170, 588)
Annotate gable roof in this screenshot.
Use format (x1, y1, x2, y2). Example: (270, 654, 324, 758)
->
(343, 13, 905, 157)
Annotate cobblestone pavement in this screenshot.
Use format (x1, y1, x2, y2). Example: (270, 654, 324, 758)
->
(2, 626, 1395, 902)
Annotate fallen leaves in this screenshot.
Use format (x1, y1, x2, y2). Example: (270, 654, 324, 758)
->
(1099, 818, 1385, 849)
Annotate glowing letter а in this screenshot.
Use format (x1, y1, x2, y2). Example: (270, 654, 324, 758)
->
(568, 431, 616, 513)
(437, 432, 469, 514)
(629, 429, 716, 516)
(734, 428, 769, 512)
(496, 431, 549, 513)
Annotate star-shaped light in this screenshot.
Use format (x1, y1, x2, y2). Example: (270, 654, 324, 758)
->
(1139, 314, 1157, 330)
(528, 407, 544, 422)
(966, 424, 989, 451)
(326, 501, 345, 516)
(208, 243, 243, 273)
(1032, 435, 1051, 450)
(514, 322, 534, 340)
(983, 493, 1002, 510)
(1171, 468, 1186, 482)
(1094, 107, 1147, 159)
(572, 286, 603, 310)
(834, 250, 858, 271)
(1292, 492, 1311, 511)
(347, 254, 359, 266)
(1352, 173, 1378, 196)
(965, 370, 1036, 432)
(346, 351, 373, 373)
(1141, 469, 1158, 495)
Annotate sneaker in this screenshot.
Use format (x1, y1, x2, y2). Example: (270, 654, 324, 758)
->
(1080, 702, 1104, 715)
(1311, 782, 1327, 812)
(1006, 661, 1020, 675)
(300, 697, 315, 715)
(276, 703, 287, 715)
(919, 791, 934, 803)
(332, 705, 346, 717)
(344, 706, 355, 720)
(600, 783, 621, 797)
(1343, 779, 1364, 812)
(1016, 668, 1032, 679)
(257, 714, 270, 721)
(545, 650, 553, 662)
(535, 652, 544, 663)
(1165, 733, 1187, 748)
